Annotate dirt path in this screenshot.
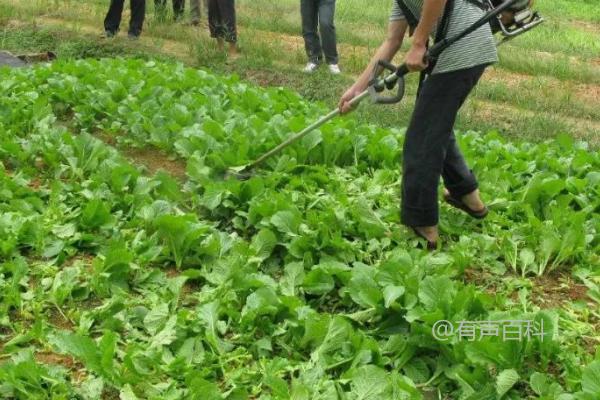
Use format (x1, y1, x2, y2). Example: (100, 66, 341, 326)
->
(471, 99, 600, 146)
(569, 19, 600, 34)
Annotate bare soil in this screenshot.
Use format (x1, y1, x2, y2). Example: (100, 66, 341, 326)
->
(123, 147, 187, 181)
(531, 270, 590, 308)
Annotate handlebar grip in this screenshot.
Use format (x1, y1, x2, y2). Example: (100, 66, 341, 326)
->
(367, 59, 408, 105)
(395, 63, 410, 77)
(378, 60, 399, 72)
(374, 94, 404, 104)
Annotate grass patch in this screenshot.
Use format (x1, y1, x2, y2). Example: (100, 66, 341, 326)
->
(0, 0, 598, 147)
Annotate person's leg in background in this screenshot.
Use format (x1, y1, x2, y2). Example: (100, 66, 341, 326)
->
(104, 0, 125, 36)
(207, 0, 224, 50)
(173, 0, 185, 21)
(128, 0, 146, 37)
(318, 0, 340, 73)
(301, 0, 322, 72)
(400, 65, 487, 246)
(219, 0, 238, 57)
(190, 0, 201, 25)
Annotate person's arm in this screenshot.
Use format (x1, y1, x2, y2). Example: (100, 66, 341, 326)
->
(405, 0, 447, 71)
(339, 19, 408, 114)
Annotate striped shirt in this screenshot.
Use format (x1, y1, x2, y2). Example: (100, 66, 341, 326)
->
(390, 0, 498, 74)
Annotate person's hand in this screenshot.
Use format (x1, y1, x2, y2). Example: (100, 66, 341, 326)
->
(338, 86, 362, 114)
(405, 43, 428, 72)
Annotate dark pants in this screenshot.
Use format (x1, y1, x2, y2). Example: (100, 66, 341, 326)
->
(401, 64, 487, 227)
(104, 0, 146, 36)
(155, 0, 185, 20)
(208, 0, 236, 43)
(301, 0, 338, 65)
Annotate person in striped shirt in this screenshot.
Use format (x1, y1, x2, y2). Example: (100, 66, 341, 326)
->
(339, 0, 496, 249)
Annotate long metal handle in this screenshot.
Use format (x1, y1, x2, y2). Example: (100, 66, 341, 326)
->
(246, 90, 370, 170)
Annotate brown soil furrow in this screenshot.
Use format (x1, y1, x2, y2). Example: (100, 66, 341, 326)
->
(569, 19, 600, 34)
(483, 68, 600, 107)
(124, 147, 187, 181)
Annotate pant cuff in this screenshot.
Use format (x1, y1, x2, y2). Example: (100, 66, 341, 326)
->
(401, 206, 438, 227)
(446, 171, 479, 198)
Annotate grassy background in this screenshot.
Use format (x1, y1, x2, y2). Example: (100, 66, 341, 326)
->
(0, 0, 598, 146)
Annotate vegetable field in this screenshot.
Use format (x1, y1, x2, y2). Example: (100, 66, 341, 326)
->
(0, 58, 599, 399)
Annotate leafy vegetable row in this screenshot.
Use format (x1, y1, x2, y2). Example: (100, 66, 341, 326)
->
(0, 59, 598, 399)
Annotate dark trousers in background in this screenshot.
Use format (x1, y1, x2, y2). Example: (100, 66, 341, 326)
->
(300, 0, 338, 65)
(155, 0, 185, 20)
(104, 0, 146, 36)
(401, 64, 487, 227)
(208, 0, 237, 43)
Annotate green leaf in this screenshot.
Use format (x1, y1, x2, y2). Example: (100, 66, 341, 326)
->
(78, 377, 104, 399)
(383, 285, 405, 308)
(198, 301, 231, 354)
(242, 287, 282, 320)
(187, 375, 223, 400)
(352, 198, 387, 239)
(529, 372, 549, 396)
(49, 332, 106, 378)
(281, 262, 306, 297)
(150, 315, 178, 348)
(582, 360, 600, 395)
(200, 186, 224, 211)
(154, 214, 211, 267)
(303, 268, 335, 295)
(120, 384, 140, 400)
(80, 198, 112, 229)
(519, 248, 535, 275)
(556, 133, 573, 150)
(350, 365, 388, 400)
(496, 369, 519, 398)
(301, 130, 323, 151)
(348, 264, 382, 309)
(251, 228, 278, 259)
(313, 316, 353, 368)
(143, 303, 169, 335)
(51, 223, 77, 239)
(271, 210, 301, 236)
(50, 266, 81, 306)
(418, 276, 456, 312)
(290, 382, 311, 400)
(403, 358, 430, 384)
(99, 331, 117, 376)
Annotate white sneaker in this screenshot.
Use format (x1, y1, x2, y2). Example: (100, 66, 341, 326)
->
(303, 62, 319, 73)
(328, 64, 341, 74)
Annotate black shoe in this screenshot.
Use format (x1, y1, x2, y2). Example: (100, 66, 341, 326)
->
(410, 227, 437, 251)
(103, 30, 117, 38)
(127, 33, 140, 40)
(443, 192, 489, 219)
